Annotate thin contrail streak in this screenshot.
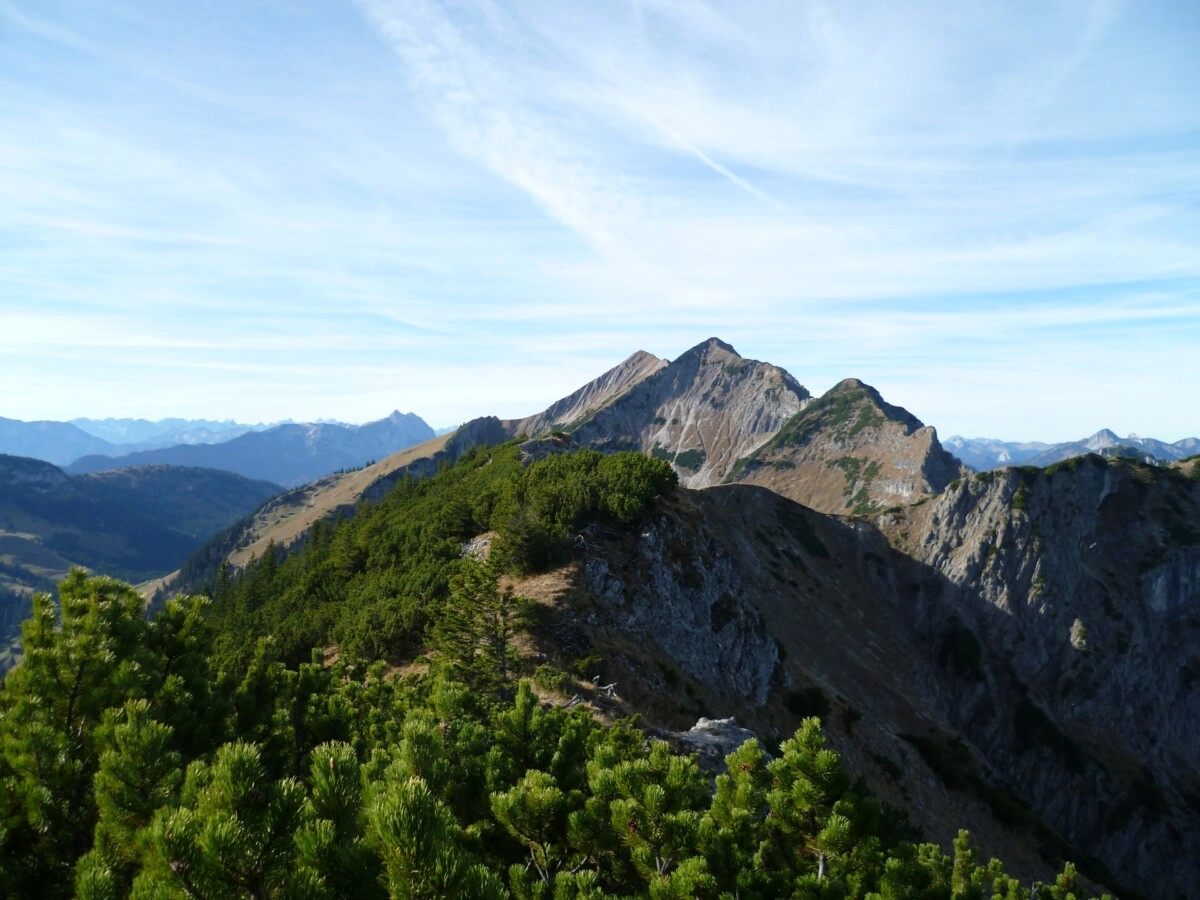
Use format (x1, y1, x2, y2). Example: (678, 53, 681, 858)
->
(651, 116, 790, 213)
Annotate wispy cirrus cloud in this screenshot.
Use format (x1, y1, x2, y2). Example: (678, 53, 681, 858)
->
(357, 0, 1199, 304)
(347, 0, 1199, 438)
(2, 0, 1197, 438)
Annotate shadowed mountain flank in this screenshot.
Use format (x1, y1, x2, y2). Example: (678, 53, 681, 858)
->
(0, 455, 281, 671)
(0, 455, 280, 588)
(873, 455, 1200, 898)
(522, 456, 1200, 898)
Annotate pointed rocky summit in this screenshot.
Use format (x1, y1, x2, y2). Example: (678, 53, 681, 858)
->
(558, 338, 811, 487)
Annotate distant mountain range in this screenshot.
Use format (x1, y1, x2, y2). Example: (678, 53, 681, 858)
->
(66, 411, 433, 487)
(946, 430, 1200, 471)
(0, 418, 121, 467)
(0, 416, 295, 466)
(70, 416, 279, 448)
(9, 405, 1194, 483)
(0, 412, 434, 487)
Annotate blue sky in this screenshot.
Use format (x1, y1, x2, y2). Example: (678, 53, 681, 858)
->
(2, 0, 1197, 441)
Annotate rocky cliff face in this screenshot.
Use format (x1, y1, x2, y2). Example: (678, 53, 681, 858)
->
(577, 504, 780, 706)
(507, 341, 968, 505)
(524, 456, 1200, 899)
(509, 350, 669, 438)
(726, 378, 964, 516)
(560, 338, 810, 488)
(524, 484, 1059, 886)
(878, 456, 1200, 899)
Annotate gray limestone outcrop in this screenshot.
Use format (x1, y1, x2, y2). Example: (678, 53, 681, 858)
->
(664, 717, 765, 775)
(579, 510, 779, 705)
(525, 338, 811, 488)
(558, 455, 1199, 898)
(882, 456, 1200, 899)
(509, 350, 669, 438)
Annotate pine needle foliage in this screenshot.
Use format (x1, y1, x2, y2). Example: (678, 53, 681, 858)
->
(202, 442, 676, 669)
(0, 572, 1115, 899)
(0, 437, 1118, 899)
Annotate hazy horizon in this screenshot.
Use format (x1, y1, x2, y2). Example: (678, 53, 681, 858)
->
(6, 338, 1200, 447)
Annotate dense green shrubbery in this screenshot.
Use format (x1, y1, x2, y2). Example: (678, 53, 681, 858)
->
(0, 571, 1106, 899)
(203, 443, 677, 668)
(0, 447, 1114, 898)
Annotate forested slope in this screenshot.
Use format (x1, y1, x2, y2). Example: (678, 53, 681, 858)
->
(0, 442, 1119, 898)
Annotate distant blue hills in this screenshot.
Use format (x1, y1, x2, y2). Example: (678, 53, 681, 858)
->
(1, 411, 434, 487)
(944, 429, 1200, 471)
(70, 416, 279, 448)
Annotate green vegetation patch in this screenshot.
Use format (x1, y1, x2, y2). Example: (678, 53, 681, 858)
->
(0, 597, 1105, 900)
(849, 405, 884, 436)
(872, 752, 904, 781)
(830, 456, 862, 490)
(901, 732, 974, 790)
(770, 388, 868, 449)
(775, 501, 831, 559)
(652, 446, 706, 472)
(197, 442, 677, 668)
(723, 455, 756, 482)
(900, 729, 1121, 892)
(1163, 507, 1200, 546)
(830, 456, 882, 516)
(673, 448, 707, 471)
(1044, 456, 1084, 476)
